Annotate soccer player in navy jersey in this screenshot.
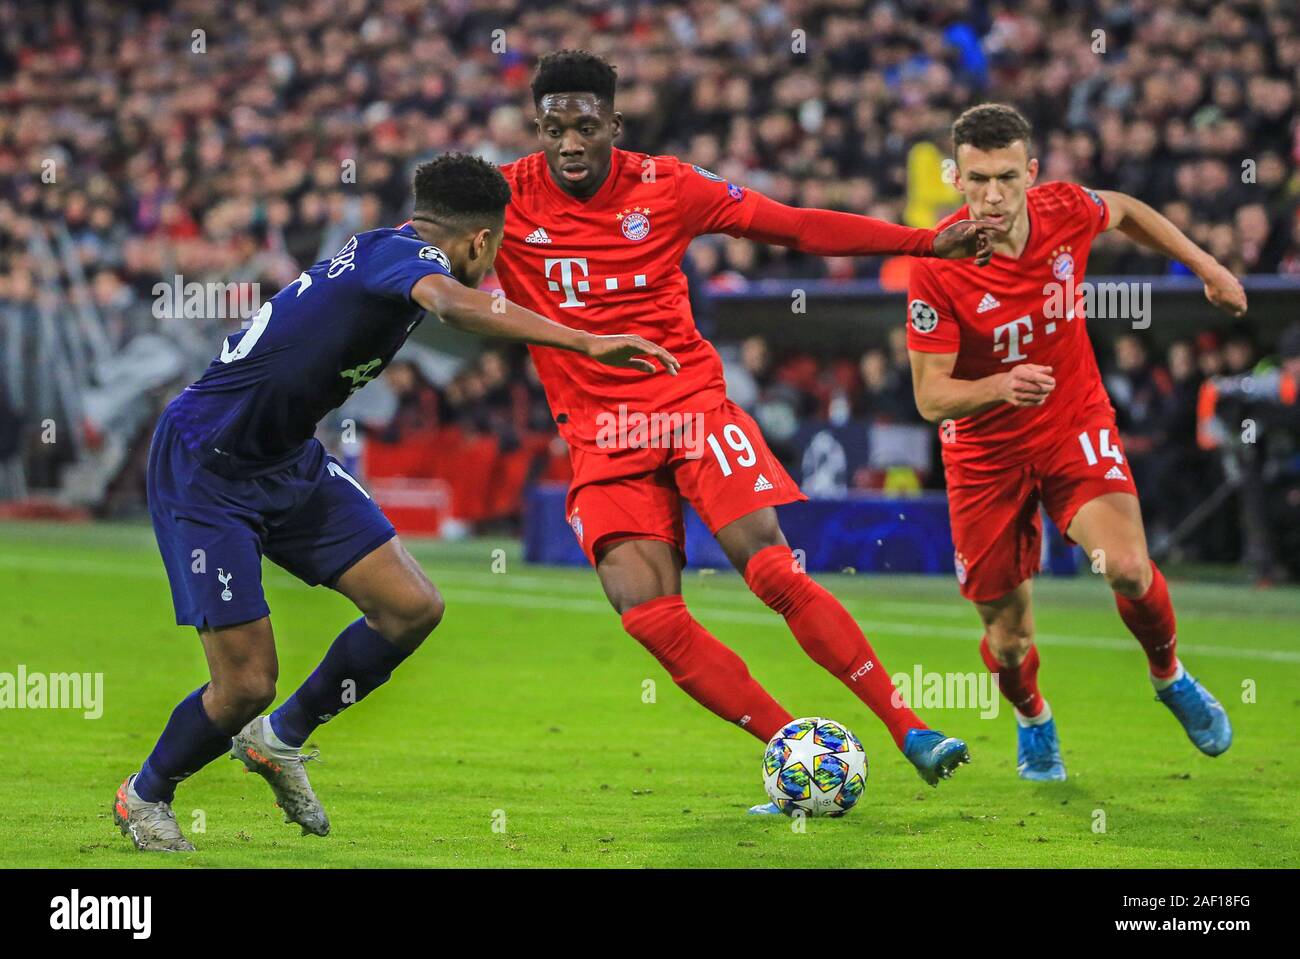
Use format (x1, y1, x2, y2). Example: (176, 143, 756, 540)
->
(113, 154, 678, 852)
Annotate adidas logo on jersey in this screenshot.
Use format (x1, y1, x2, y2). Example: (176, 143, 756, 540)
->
(753, 473, 774, 492)
(524, 228, 552, 244)
(976, 292, 1000, 313)
(1105, 465, 1127, 481)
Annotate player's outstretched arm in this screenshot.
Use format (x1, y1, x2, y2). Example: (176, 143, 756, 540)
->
(412, 274, 678, 375)
(1097, 190, 1247, 317)
(738, 194, 1003, 266)
(908, 348, 1056, 423)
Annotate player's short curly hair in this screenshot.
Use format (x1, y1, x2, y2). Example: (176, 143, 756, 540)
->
(531, 49, 617, 106)
(412, 153, 511, 227)
(952, 103, 1034, 154)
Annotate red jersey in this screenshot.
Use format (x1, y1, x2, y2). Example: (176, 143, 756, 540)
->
(494, 148, 761, 451)
(906, 181, 1114, 472)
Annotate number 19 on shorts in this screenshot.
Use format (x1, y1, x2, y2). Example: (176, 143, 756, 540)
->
(706, 424, 757, 476)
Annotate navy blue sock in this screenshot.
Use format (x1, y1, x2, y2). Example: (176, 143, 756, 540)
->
(269, 617, 412, 748)
(134, 685, 233, 804)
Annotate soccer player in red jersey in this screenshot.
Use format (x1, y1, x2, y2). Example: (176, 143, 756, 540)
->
(907, 104, 1247, 780)
(493, 51, 1005, 805)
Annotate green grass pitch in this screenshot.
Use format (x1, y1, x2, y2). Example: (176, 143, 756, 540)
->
(1, 519, 1297, 868)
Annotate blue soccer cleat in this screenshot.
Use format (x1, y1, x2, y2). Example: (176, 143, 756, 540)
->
(1156, 672, 1232, 756)
(903, 729, 970, 786)
(748, 801, 784, 815)
(1017, 718, 1067, 781)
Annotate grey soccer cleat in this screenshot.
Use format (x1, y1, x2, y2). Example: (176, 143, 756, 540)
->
(113, 774, 196, 852)
(231, 718, 330, 837)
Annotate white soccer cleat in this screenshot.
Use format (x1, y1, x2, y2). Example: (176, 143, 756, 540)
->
(231, 718, 331, 836)
(112, 774, 196, 852)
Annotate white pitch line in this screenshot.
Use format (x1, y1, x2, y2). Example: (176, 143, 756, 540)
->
(3, 553, 1298, 664)
(441, 588, 1300, 664)
(429, 568, 979, 619)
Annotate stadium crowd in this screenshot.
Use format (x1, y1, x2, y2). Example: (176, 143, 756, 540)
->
(1, 0, 1298, 574)
(1, 0, 1298, 303)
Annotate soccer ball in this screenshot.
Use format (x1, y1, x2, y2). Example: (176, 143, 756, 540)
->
(762, 717, 868, 817)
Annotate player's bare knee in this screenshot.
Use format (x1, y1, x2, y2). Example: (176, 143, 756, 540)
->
(609, 580, 676, 616)
(372, 582, 443, 649)
(410, 583, 445, 638)
(597, 547, 680, 615)
(210, 674, 276, 725)
(609, 592, 638, 616)
(986, 622, 1034, 666)
(1106, 551, 1152, 598)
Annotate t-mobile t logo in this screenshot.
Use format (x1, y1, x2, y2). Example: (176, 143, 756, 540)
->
(544, 257, 590, 308)
(992, 314, 1034, 363)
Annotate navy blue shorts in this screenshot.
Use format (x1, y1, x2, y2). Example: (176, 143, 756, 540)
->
(147, 409, 396, 629)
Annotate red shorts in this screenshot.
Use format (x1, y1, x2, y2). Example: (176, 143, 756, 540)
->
(564, 399, 806, 565)
(945, 412, 1139, 603)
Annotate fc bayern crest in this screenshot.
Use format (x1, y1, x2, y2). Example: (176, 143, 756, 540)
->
(617, 207, 652, 241)
(1051, 247, 1075, 280)
(954, 550, 968, 585)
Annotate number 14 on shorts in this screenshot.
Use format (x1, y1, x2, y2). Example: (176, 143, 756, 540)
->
(1077, 428, 1124, 466)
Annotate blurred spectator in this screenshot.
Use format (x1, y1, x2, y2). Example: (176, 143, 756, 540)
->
(854, 348, 915, 422)
(1106, 333, 1173, 528)
(1223, 328, 1258, 374)
(723, 335, 771, 410)
(370, 359, 444, 443)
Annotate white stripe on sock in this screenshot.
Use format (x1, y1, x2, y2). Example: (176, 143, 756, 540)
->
(1015, 701, 1053, 727)
(1150, 660, 1185, 691)
(262, 715, 294, 751)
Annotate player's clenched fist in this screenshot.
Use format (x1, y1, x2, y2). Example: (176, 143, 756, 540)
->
(999, 363, 1055, 406)
(583, 334, 681, 375)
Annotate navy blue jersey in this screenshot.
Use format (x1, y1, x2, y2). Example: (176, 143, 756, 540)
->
(167, 224, 451, 476)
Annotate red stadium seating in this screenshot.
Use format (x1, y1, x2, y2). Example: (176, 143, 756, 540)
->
(362, 427, 565, 535)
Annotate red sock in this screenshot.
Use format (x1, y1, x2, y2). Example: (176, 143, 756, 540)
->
(744, 545, 922, 749)
(1115, 561, 1179, 679)
(621, 595, 793, 742)
(979, 635, 1045, 718)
